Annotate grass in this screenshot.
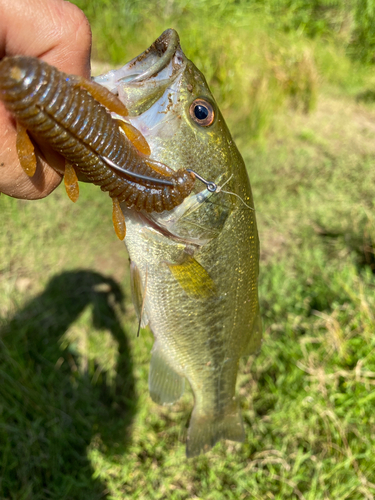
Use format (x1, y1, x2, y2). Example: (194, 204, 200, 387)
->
(76, 0, 375, 138)
(2, 1, 375, 499)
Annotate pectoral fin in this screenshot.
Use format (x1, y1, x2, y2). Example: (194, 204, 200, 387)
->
(149, 342, 185, 405)
(167, 254, 216, 299)
(130, 261, 148, 329)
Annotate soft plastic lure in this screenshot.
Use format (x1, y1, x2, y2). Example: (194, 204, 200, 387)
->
(0, 56, 197, 239)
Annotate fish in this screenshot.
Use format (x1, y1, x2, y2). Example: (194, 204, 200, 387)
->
(0, 56, 197, 239)
(95, 29, 262, 457)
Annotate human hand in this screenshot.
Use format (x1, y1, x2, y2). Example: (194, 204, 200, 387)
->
(0, 0, 91, 199)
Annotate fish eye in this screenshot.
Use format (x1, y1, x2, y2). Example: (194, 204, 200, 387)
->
(189, 99, 215, 127)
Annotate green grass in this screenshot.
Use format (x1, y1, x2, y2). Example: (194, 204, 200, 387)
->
(2, 1, 375, 498)
(78, 0, 375, 139)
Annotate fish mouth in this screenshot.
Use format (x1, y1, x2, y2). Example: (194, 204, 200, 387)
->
(94, 29, 186, 113)
(124, 29, 182, 83)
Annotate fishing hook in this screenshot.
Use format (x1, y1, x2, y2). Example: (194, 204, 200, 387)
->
(187, 169, 217, 192)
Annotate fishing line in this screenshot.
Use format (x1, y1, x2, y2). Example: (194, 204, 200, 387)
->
(191, 172, 255, 211)
(218, 188, 255, 211)
(217, 174, 255, 211)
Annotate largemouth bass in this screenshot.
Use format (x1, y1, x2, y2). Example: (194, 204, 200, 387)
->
(96, 29, 262, 457)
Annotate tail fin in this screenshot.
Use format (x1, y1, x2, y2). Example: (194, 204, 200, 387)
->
(186, 404, 245, 458)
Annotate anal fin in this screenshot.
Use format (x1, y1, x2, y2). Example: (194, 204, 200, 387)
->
(149, 342, 185, 405)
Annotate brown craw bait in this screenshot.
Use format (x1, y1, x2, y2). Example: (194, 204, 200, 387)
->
(0, 56, 197, 239)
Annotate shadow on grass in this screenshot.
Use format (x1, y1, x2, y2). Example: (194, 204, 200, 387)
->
(0, 270, 135, 499)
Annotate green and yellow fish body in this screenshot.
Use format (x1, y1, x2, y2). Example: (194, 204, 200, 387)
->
(95, 29, 261, 457)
